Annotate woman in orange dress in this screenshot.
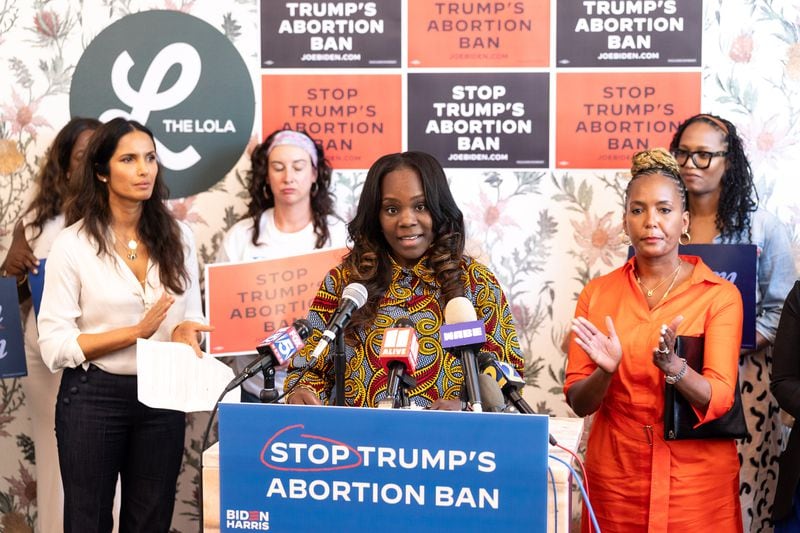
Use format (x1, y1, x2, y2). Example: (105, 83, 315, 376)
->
(564, 148, 744, 532)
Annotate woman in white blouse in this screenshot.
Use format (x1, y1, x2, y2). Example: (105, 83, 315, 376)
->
(37, 118, 210, 533)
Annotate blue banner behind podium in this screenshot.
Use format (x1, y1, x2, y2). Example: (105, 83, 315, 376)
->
(218, 403, 549, 532)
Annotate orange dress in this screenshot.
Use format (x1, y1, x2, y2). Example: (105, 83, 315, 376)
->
(564, 256, 743, 533)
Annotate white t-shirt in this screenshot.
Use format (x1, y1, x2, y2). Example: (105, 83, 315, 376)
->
(38, 220, 206, 375)
(216, 208, 349, 397)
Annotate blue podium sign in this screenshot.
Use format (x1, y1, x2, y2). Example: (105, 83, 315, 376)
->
(218, 403, 549, 532)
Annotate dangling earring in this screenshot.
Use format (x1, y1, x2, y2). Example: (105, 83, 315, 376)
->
(310, 182, 319, 196)
(679, 231, 691, 245)
(262, 183, 271, 200)
(620, 232, 631, 246)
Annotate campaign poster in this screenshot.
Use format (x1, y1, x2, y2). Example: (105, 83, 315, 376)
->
(555, 71, 700, 169)
(205, 248, 347, 356)
(556, 0, 702, 68)
(0, 277, 27, 378)
(408, 0, 550, 68)
(407, 72, 549, 168)
(261, 0, 401, 68)
(556, 0, 703, 68)
(262, 74, 402, 170)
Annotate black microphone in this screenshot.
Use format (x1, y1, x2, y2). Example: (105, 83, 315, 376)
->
(223, 319, 312, 394)
(308, 283, 368, 364)
(442, 297, 486, 413)
(478, 353, 557, 445)
(478, 353, 534, 414)
(378, 317, 419, 408)
(477, 373, 506, 413)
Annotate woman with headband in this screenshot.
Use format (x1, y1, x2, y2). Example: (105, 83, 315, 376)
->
(670, 114, 796, 532)
(216, 128, 348, 402)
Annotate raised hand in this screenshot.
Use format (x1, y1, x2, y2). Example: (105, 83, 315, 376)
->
(137, 292, 174, 339)
(571, 315, 623, 375)
(652, 315, 684, 374)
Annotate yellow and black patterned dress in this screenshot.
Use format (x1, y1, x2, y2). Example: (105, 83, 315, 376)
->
(286, 254, 524, 407)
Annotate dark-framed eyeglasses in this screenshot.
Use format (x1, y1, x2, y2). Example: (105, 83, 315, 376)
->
(672, 149, 728, 169)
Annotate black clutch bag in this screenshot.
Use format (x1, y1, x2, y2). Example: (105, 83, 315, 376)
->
(663, 335, 748, 440)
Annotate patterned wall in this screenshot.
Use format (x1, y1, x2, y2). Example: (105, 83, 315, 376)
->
(0, 1, 798, 531)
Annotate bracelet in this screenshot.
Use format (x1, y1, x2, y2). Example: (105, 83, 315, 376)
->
(664, 357, 688, 384)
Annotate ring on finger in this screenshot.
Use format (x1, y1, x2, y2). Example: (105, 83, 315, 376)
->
(656, 346, 669, 355)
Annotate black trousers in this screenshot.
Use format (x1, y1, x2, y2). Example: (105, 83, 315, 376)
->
(56, 365, 185, 533)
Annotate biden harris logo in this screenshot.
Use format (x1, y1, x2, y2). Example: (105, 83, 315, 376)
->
(70, 10, 255, 197)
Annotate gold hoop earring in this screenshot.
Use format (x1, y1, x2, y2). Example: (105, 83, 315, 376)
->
(310, 182, 319, 196)
(679, 231, 691, 245)
(620, 232, 631, 246)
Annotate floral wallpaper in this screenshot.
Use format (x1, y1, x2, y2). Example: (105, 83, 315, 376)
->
(1, 0, 799, 531)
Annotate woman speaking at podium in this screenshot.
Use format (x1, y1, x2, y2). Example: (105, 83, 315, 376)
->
(565, 148, 744, 531)
(285, 151, 523, 409)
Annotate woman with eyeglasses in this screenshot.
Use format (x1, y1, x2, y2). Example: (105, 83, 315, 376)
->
(670, 113, 797, 532)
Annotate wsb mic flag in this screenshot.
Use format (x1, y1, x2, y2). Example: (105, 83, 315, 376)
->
(379, 318, 419, 408)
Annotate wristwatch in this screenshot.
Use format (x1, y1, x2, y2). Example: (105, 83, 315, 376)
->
(664, 357, 688, 384)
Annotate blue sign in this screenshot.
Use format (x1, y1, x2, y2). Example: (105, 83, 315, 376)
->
(440, 320, 486, 348)
(0, 277, 27, 378)
(628, 244, 758, 348)
(27, 258, 46, 318)
(218, 404, 549, 532)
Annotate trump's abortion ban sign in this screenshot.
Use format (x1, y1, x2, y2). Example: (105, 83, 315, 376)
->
(70, 11, 255, 197)
(218, 404, 549, 532)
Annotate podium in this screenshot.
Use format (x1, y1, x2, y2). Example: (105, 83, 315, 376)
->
(204, 403, 551, 532)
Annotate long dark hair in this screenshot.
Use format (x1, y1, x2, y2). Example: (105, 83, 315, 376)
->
(669, 113, 757, 241)
(24, 117, 101, 239)
(245, 128, 336, 248)
(64, 118, 189, 294)
(344, 151, 466, 332)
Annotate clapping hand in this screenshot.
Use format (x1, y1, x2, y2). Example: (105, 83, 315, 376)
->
(652, 315, 684, 374)
(571, 316, 623, 375)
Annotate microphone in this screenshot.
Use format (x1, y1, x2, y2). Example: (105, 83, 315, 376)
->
(223, 319, 312, 394)
(308, 283, 368, 364)
(477, 373, 506, 412)
(478, 353, 533, 414)
(478, 353, 557, 445)
(442, 297, 486, 413)
(378, 318, 419, 408)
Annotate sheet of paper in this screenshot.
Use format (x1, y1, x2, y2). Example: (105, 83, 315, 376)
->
(136, 339, 239, 412)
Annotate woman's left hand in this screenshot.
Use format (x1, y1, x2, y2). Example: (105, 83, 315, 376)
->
(652, 315, 684, 374)
(428, 398, 463, 411)
(172, 321, 215, 357)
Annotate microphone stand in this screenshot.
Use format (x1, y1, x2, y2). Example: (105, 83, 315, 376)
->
(259, 365, 279, 403)
(460, 351, 483, 412)
(334, 331, 346, 406)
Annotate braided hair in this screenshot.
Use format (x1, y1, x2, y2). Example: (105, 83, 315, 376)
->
(627, 147, 688, 211)
(669, 113, 756, 241)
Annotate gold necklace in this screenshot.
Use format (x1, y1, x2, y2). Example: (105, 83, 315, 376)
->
(112, 229, 140, 261)
(636, 260, 682, 297)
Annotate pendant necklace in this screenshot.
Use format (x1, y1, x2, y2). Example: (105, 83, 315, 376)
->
(113, 229, 139, 261)
(636, 260, 682, 298)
